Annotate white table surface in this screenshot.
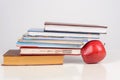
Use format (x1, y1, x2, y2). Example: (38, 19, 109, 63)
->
(0, 50, 120, 80)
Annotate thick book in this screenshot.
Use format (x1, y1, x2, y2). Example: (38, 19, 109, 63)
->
(2, 50, 64, 66)
(44, 22, 107, 34)
(20, 47, 81, 55)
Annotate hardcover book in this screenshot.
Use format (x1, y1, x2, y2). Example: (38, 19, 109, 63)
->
(2, 50, 64, 66)
(44, 22, 107, 34)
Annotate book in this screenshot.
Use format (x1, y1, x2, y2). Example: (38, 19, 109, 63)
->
(16, 42, 83, 48)
(23, 35, 99, 40)
(18, 38, 85, 45)
(44, 22, 107, 34)
(26, 31, 100, 38)
(20, 47, 81, 55)
(2, 50, 64, 66)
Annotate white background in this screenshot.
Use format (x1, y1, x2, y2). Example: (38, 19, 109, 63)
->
(0, 0, 120, 80)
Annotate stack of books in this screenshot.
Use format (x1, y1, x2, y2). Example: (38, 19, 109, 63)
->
(3, 22, 107, 66)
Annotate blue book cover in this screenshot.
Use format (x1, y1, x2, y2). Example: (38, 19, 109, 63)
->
(16, 42, 82, 48)
(23, 36, 99, 41)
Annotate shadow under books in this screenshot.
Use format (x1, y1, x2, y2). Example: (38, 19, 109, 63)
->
(64, 56, 83, 64)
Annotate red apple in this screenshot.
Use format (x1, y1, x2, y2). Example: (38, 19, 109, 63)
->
(81, 40, 106, 64)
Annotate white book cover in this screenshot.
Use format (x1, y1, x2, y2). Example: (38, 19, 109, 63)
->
(44, 25, 107, 34)
(27, 32, 100, 38)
